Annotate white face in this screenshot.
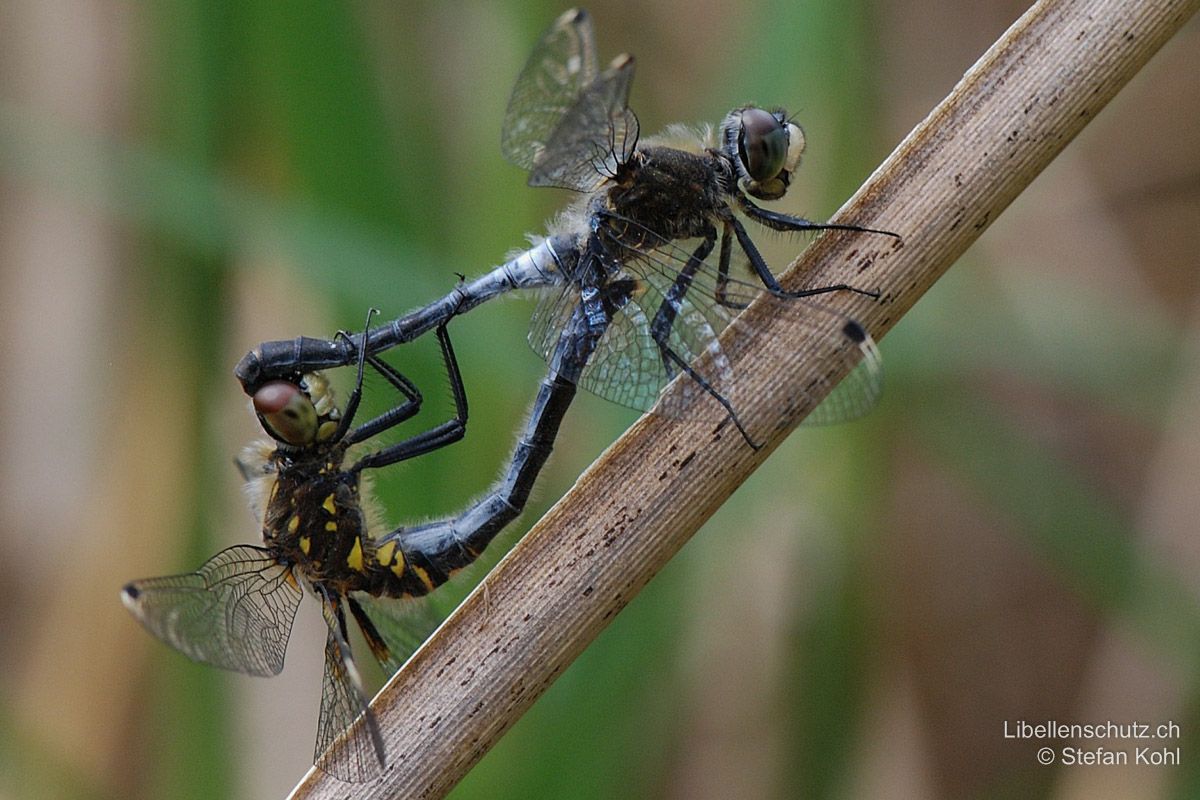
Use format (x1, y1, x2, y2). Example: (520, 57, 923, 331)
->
(783, 122, 806, 175)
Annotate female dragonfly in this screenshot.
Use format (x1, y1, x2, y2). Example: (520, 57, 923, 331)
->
(123, 317, 578, 782)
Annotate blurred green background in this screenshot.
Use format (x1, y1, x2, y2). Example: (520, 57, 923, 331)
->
(2, 1, 1199, 798)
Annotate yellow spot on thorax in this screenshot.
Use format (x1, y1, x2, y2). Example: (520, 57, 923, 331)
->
(347, 537, 364, 572)
(287, 515, 300, 534)
(324, 521, 337, 533)
(299, 536, 311, 555)
(322, 494, 337, 515)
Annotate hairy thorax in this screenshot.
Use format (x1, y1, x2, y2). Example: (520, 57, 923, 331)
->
(602, 146, 731, 247)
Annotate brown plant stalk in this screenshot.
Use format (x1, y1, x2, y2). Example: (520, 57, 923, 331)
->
(290, 0, 1199, 796)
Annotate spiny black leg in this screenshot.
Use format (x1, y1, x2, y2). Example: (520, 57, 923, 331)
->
(714, 225, 747, 311)
(737, 194, 900, 240)
(329, 308, 380, 442)
(347, 595, 394, 669)
(344, 355, 424, 444)
(728, 215, 880, 300)
(658, 342, 759, 450)
(642, 229, 755, 447)
(343, 289, 472, 443)
(349, 323, 468, 473)
(649, 228, 715, 377)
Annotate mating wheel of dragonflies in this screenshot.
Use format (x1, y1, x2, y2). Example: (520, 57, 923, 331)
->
(236, 6, 900, 449)
(124, 6, 903, 784)
(123, 323, 481, 781)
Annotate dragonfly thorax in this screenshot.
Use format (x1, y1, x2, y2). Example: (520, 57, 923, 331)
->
(263, 466, 364, 570)
(601, 145, 730, 246)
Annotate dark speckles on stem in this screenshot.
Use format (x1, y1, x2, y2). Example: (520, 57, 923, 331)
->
(582, 585, 594, 596)
(602, 592, 625, 620)
(950, 206, 965, 231)
(973, 210, 991, 230)
(678, 450, 696, 470)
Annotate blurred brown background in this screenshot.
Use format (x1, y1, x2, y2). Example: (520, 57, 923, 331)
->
(1, 1, 1198, 798)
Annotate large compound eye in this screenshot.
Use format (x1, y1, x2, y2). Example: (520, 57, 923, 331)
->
(738, 107, 790, 182)
(253, 380, 317, 446)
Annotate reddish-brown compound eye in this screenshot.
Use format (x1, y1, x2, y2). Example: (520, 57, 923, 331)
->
(253, 381, 318, 446)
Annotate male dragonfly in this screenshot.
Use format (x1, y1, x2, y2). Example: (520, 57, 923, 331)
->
(235, 8, 899, 448)
(123, 321, 516, 781)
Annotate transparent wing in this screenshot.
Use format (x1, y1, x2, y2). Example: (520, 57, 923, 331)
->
(501, 8, 598, 171)
(121, 545, 301, 677)
(801, 319, 884, 426)
(312, 574, 497, 779)
(313, 597, 386, 782)
(613, 218, 884, 427)
(526, 212, 883, 428)
(527, 257, 734, 414)
(528, 281, 582, 375)
(527, 56, 639, 192)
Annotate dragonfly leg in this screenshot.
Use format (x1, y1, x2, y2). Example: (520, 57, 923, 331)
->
(346, 595, 395, 670)
(713, 225, 749, 311)
(726, 213, 880, 300)
(349, 322, 468, 472)
(345, 353, 425, 442)
(326, 308, 382, 442)
(646, 230, 758, 448)
(656, 342, 759, 449)
(648, 226, 715, 378)
(736, 193, 900, 240)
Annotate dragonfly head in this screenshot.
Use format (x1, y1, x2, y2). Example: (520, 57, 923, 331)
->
(721, 106, 805, 201)
(252, 373, 341, 448)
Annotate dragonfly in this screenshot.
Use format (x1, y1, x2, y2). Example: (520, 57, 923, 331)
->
(121, 321, 509, 781)
(235, 7, 899, 448)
